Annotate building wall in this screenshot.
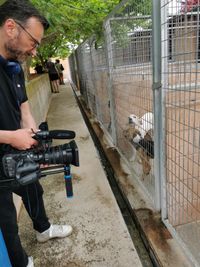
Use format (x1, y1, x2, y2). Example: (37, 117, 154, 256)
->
(61, 58, 72, 82)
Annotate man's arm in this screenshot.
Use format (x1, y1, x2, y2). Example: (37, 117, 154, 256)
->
(20, 100, 37, 130)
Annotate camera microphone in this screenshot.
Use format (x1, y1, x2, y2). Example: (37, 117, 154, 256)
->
(35, 130, 75, 140)
(48, 130, 75, 139)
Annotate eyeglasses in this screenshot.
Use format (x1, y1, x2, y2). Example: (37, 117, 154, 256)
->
(15, 21, 40, 49)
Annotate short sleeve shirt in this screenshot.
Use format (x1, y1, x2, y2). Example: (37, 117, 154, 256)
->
(0, 63, 27, 131)
(0, 61, 28, 160)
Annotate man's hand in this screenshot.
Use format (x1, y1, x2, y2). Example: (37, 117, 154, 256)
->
(9, 129, 38, 150)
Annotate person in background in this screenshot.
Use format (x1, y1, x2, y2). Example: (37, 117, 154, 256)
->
(46, 58, 60, 93)
(34, 63, 43, 74)
(0, 1, 72, 267)
(55, 59, 65, 85)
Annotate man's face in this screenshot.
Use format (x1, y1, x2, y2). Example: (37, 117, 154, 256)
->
(5, 17, 44, 62)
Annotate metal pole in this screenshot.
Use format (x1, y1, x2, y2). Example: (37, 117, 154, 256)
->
(89, 38, 101, 121)
(160, 0, 168, 220)
(104, 19, 117, 145)
(152, 0, 162, 211)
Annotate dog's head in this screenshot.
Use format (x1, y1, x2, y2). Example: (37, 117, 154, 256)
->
(126, 114, 143, 143)
(144, 129, 154, 141)
(128, 114, 140, 125)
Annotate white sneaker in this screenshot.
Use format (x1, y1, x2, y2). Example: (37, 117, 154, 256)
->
(36, 224, 73, 243)
(27, 256, 34, 267)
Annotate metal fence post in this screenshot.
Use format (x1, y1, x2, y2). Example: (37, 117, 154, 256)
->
(74, 50, 82, 93)
(160, 0, 168, 220)
(89, 39, 101, 121)
(104, 19, 117, 145)
(152, 0, 162, 211)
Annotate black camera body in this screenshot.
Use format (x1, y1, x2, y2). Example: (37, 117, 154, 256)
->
(2, 125, 79, 197)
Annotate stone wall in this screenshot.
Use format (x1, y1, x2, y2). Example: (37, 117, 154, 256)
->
(26, 74, 52, 125)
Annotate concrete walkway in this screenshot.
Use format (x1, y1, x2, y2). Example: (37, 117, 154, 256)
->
(19, 84, 143, 267)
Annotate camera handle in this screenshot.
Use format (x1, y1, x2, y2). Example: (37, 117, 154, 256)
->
(64, 165, 73, 198)
(38, 165, 73, 198)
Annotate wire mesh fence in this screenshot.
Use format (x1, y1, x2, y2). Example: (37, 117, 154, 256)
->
(161, 0, 200, 265)
(69, 0, 156, 214)
(69, 0, 200, 265)
(70, 2, 155, 188)
(104, 2, 155, 200)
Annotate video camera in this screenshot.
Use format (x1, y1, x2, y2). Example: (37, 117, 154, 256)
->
(1, 122, 79, 198)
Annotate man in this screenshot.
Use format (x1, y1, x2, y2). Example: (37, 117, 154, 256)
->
(0, 1, 72, 267)
(46, 58, 60, 93)
(55, 59, 65, 85)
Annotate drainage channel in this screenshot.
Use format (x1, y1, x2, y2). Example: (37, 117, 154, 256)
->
(73, 89, 158, 267)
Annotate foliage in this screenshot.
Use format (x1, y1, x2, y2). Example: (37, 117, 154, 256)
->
(0, 0, 6, 5)
(30, 0, 121, 63)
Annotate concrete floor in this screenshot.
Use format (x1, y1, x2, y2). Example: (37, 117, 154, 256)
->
(18, 84, 143, 267)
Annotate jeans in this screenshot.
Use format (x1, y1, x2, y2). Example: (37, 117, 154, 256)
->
(0, 180, 50, 267)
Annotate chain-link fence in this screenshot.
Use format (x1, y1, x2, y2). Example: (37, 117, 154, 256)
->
(69, 0, 200, 265)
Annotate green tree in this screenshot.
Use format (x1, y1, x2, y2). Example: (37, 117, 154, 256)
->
(31, 0, 121, 64)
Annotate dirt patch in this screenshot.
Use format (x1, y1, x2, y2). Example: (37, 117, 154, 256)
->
(136, 209, 172, 252)
(78, 135, 90, 142)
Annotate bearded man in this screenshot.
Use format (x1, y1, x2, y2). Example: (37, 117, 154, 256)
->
(0, 1, 72, 266)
